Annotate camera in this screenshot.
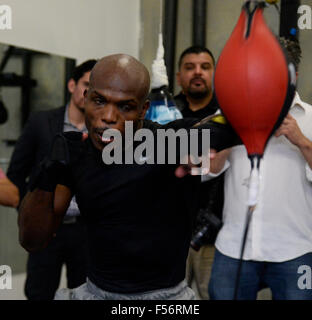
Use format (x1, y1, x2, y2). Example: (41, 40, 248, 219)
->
(190, 208, 223, 251)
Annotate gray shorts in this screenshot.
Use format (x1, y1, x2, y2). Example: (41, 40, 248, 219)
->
(54, 278, 196, 300)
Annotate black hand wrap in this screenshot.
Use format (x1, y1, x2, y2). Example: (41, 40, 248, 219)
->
(29, 132, 83, 192)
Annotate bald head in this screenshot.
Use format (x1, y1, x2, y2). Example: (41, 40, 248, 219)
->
(84, 54, 151, 150)
(90, 54, 150, 104)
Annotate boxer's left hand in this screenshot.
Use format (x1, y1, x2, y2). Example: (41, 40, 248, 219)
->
(175, 149, 216, 178)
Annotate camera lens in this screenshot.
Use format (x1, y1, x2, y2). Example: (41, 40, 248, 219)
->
(190, 225, 209, 251)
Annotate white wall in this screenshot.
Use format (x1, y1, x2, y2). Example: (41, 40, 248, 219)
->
(0, 0, 140, 63)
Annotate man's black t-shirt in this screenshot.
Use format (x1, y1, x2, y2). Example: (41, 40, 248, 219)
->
(61, 119, 202, 293)
(174, 92, 219, 119)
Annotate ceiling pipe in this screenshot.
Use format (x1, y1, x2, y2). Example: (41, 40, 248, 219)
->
(193, 0, 207, 46)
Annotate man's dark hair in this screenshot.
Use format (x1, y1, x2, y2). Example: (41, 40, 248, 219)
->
(278, 37, 302, 72)
(178, 46, 215, 68)
(71, 59, 97, 83)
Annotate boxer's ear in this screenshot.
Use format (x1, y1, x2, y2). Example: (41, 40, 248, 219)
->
(140, 100, 150, 120)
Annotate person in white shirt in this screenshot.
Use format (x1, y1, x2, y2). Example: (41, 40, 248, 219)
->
(206, 37, 312, 300)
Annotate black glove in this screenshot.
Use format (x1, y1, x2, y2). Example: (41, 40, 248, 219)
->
(29, 132, 84, 192)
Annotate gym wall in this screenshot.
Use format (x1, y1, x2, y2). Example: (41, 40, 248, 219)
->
(140, 0, 312, 104)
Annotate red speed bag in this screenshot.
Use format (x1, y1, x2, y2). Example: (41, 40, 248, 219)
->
(214, 1, 296, 157)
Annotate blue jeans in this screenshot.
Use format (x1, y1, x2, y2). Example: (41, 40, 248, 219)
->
(208, 249, 312, 300)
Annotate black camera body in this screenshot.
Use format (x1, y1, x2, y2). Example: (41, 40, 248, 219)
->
(190, 208, 223, 251)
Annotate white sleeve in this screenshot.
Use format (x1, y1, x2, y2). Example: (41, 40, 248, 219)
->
(306, 163, 312, 182)
(201, 159, 230, 182)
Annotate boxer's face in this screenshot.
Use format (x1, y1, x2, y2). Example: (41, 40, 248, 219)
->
(84, 72, 149, 151)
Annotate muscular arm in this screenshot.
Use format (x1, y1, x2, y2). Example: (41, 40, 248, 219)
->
(18, 184, 72, 252)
